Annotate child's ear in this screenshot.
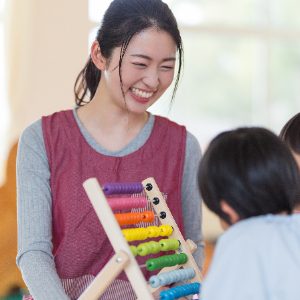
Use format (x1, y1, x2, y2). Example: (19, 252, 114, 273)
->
(220, 200, 241, 227)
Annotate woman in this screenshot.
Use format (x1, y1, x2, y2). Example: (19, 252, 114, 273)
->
(16, 0, 205, 299)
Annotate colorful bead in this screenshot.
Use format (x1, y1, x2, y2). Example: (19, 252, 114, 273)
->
(108, 197, 147, 210)
(159, 225, 173, 236)
(103, 182, 143, 195)
(129, 245, 138, 257)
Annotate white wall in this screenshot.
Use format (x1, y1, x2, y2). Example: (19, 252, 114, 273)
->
(6, 0, 91, 145)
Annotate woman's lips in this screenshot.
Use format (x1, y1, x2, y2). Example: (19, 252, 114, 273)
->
(129, 88, 153, 103)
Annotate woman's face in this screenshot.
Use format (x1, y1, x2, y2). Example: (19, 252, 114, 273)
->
(102, 28, 177, 115)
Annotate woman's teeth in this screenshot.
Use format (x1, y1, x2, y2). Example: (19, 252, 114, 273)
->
(131, 87, 153, 98)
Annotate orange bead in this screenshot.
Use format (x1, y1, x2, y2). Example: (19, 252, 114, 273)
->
(142, 211, 155, 223)
(115, 212, 143, 226)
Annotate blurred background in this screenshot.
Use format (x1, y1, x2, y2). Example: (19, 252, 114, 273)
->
(1, 0, 300, 298)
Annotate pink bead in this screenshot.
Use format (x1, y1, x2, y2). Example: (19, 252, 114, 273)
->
(108, 197, 147, 211)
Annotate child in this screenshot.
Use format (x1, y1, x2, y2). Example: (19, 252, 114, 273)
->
(279, 113, 300, 213)
(198, 127, 300, 300)
(279, 112, 300, 169)
(16, 0, 204, 299)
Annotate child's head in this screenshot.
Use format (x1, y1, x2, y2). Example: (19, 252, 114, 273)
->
(75, 0, 183, 106)
(279, 113, 300, 168)
(198, 127, 300, 229)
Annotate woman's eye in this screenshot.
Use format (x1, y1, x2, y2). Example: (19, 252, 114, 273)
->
(133, 63, 146, 67)
(162, 66, 174, 70)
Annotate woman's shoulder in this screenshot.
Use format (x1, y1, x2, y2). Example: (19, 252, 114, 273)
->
(18, 118, 49, 166)
(19, 119, 43, 146)
(153, 115, 201, 150)
(186, 131, 201, 154)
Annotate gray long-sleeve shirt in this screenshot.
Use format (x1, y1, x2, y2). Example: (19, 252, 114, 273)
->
(16, 108, 205, 300)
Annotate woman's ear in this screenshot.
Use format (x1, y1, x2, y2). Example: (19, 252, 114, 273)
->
(90, 41, 106, 71)
(220, 200, 241, 229)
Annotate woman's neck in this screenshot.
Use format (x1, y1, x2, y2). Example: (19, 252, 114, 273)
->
(76, 87, 150, 152)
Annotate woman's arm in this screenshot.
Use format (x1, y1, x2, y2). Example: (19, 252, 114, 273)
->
(181, 131, 205, 272)
(170, 132, 205, 300)
(16, 120, 70, 300)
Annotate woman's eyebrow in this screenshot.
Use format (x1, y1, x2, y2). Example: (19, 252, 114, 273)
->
(130, 54, 176, 62)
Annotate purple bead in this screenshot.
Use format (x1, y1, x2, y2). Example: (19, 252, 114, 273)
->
(103, 182, 144, 195)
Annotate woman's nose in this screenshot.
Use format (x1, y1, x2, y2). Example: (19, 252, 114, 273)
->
(143, 68, 159, 89)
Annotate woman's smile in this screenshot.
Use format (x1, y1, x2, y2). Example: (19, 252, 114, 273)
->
(129, 87, 155, 102)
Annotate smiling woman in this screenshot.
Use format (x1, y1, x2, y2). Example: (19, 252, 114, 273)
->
(16, 1, 205, 300)
(76, 28, 177, 146)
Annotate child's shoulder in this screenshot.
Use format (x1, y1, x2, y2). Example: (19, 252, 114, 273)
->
(218, 214, 300, 250)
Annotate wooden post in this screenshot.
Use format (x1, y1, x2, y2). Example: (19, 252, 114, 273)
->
(78, 250, 129, 300)
(142, 178, 203, 294)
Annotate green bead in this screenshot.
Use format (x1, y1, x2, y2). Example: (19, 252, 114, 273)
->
(137, 243, 150, 256)
(146, 259, 157, 271)
(173, 255, 179, 265)
(147, 242, 153, 253)
(169, 239, 175, 250)
(166, 255, 175, 266)
(183, 253, 188, 263)
(177, 254, 183, 264)
(160, 239, 170, 251)
(172, 240, 180, 250)
(149, 241, 161, 254)
(172, 254, 179, 265)
(179, 253, 188, 264)
(130, 245, 138, 257)
(158, 257, 166, 268)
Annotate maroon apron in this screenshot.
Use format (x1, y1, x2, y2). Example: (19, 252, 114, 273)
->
(42, 110, 186, 299)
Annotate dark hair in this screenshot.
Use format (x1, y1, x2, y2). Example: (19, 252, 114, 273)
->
(74, 0, 183, 106)
(279, 113, 300, 154)
(198, 127, 300, 224)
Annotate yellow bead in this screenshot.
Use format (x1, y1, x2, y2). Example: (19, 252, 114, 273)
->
(142, 228, 148, 239)
(159, 225, 173, 236)
(134, 229, 140, 240)
(122, 230, 131, 241)
(147, 226, 160, 237)
(166, 225, 173, 235)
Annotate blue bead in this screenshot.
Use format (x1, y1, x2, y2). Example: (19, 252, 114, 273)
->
(168, 289, 177, 300)
(149, 275, 160, 288)
(187, 267, 195, 278)
(159, 291, 171, 300)
(194, 282, 201, 293)
(159, 273, 168, 286)
(177, 286, 185, 297)
(172, 287, 180, 299)
(182, 269, 190, 280)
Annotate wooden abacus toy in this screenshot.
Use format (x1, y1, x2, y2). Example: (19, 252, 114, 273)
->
(78, 177, 203, 300)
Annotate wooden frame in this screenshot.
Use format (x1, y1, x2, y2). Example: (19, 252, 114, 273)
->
(141, 178, 203, 294)
(78, 177, 202, 300)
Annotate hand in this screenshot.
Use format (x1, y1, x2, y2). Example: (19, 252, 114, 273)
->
(152, 286, 169, 298)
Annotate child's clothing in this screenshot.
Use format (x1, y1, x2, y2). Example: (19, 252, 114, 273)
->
(201, 213, 300, 300)
(17, 108, 205, 300)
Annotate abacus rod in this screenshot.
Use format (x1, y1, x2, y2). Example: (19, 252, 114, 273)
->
(103, 197, 157, 202)
(101, 185, 150, 191)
